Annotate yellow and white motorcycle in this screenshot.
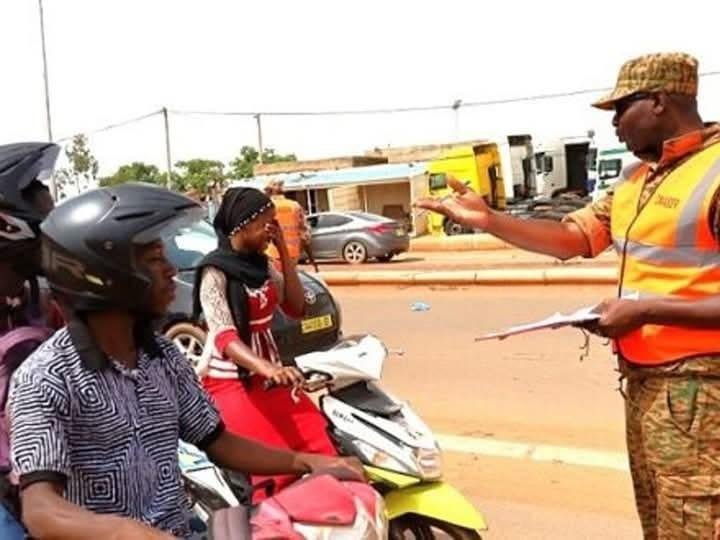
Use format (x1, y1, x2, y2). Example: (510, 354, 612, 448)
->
(175, 333, 487, 539)
(295, 334, 487, 539)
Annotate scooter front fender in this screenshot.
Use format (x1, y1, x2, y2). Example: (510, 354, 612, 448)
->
(384, 481, 487, 531)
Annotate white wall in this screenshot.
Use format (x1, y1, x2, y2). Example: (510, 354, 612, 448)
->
(328, 185, 361, 211)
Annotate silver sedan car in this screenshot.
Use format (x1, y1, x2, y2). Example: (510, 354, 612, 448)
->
(306, 211, 410, 264)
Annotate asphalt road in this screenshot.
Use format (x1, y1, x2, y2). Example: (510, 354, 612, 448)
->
(334, 284, 641, 539)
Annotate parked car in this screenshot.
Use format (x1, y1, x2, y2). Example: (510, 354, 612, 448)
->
(160, 220, 342, 363)
(306, 211, 409, 264)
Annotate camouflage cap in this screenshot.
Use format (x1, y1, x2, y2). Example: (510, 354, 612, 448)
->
(592, 53, 699, 110)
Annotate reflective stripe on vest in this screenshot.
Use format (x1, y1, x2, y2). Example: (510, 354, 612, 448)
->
(676, 157, 720, 245)
(620, 288, 688, 300)
(612, 237, 720, 267)
(611, 142, 720, 365)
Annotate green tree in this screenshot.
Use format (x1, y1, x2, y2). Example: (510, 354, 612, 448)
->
(55, 134, 99, 198)
(173, 158, 226, 196)
(99, 161, 165, 187)
(228, 146, 297, 179)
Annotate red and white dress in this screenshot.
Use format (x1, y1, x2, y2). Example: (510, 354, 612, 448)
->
(199, 265, 337, 499)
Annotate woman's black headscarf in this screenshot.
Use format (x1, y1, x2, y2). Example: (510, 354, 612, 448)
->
(212, 187, 274, 251)
(192, 187, 275, 343)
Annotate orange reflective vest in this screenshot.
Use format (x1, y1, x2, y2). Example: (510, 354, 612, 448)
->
(611, 141, 720, 365)
(266, 196, 305, 262)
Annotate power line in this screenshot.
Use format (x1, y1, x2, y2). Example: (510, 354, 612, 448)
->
(52, 69, 720, 143)
(171, 70, 720, 118)
(171, 102, 460, 117)
(464, 71, 720, 107)
(168, 109, 256, 117)
(55, 109, 163, 142)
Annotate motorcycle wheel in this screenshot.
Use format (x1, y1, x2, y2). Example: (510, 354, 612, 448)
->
(389, 515, 482, 539)
(165, 321, 207, 370)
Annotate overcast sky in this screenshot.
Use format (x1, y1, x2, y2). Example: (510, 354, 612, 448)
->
(1, 0, 718, 175)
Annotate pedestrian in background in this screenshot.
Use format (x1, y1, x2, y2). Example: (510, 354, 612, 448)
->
(265, 179, 309, 268)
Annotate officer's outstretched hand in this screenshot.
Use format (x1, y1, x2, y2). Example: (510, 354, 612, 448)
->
(414, 176, 491, 230)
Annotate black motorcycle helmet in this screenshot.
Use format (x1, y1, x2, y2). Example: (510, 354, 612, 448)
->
(0, 142, 59, 262)
(41, 182, 203, 314)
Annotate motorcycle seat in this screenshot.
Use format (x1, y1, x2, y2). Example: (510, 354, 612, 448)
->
(332, 381, 402, 417)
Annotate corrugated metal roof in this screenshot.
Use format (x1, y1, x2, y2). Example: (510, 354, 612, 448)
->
(231, 161, 428, 191)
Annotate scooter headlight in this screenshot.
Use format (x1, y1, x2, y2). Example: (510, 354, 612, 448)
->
(354, 439, 414, 475)
(413, 447, 443, 481)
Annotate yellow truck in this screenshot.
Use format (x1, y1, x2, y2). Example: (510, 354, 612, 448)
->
(425, 142, 508, 235)
(426, 134, 594, 235)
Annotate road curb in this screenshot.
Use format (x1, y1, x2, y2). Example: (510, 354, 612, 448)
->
(319, 267, 617, 286)
(410, 234, 512, 252)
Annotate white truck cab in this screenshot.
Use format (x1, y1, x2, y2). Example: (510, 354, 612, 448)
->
(592, 147, 636, 202)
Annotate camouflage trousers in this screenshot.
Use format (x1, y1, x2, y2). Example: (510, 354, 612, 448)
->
(622, 357, 720, 539)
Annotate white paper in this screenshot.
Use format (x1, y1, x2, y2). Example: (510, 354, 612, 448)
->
(476, 305, 600, 341)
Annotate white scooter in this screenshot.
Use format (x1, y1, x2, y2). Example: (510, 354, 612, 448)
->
(175, 333, 487, 539)
(295, 335, 487, 539)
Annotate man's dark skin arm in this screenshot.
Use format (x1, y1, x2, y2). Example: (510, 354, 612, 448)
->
(303, 237, 320, 273)
(18, 433, 365, 540)
(415, 177, 592, 260)
(590, 295, 720, 338)
(20, 483, 173, 540)
(205, 430, 364, 478)
(643, 295, 720, 328)
(481, 209, 591, 260)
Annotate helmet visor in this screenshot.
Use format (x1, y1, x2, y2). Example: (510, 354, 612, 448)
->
(131, 205, 205, 246)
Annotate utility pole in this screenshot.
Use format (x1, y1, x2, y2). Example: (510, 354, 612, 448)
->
(162, 107, 173, 189)
(452, 99, 462, 141)
(255, 113, 264, 163)
(38, 0, 57, 198)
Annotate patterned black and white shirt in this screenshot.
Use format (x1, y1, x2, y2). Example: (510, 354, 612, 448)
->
(8, 320, 224, 538)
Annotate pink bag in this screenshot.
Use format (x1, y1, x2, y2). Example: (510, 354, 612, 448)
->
(0, 326, 53, 471)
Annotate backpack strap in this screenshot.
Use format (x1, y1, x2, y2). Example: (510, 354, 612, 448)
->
(0, 326, 53, 359)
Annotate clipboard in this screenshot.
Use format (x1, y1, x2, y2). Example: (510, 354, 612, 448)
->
(476, 305, 600, 341)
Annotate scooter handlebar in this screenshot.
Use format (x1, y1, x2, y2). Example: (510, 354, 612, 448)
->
(262, 369, 332, 392)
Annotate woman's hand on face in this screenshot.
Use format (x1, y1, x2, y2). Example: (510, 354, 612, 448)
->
(267, 220, 288, 252)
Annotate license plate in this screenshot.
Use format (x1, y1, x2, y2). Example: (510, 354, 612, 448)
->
(301, 314, 333, 334)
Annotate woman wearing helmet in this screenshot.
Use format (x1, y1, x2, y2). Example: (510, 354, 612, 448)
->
(0, 142, 61, 540)
(0, 142, 60, 324)
(7, 183, 362, 540)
